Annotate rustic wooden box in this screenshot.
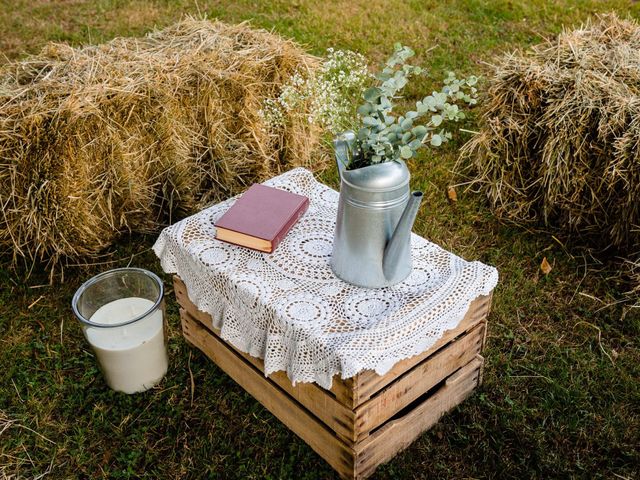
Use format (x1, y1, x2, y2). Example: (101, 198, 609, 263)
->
(174, 276, 492, 479)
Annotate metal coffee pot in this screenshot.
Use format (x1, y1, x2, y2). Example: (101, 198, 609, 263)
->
(331, 131, 423, 288)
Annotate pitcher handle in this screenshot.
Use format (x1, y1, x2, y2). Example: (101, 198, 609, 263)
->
(333, 131, 356, 175)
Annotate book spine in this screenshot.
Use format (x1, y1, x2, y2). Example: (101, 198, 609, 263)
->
(270, 198, 310, 252)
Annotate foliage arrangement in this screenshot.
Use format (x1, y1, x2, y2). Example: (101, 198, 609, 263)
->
(260, 44, 478, 171)
(346, 44, 478, 170)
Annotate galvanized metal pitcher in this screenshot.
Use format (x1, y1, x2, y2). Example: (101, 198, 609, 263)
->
(331, 131, 423, 288)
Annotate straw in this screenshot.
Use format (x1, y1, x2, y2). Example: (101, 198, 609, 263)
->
(0, 18, 325, 276)
(460, 13, 640, 299)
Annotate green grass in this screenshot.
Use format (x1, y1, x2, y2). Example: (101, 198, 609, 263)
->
(1, 1, 639, 478)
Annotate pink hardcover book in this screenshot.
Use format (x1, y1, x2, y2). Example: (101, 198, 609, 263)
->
(214, 184, 309, 253)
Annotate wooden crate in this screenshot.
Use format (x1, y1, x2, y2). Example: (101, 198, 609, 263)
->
(174, 276, 491, 479)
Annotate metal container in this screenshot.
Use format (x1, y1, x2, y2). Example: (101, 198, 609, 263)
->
(331, 131, 423, 288)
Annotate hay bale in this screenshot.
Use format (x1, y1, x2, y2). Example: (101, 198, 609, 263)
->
(461, 13, 640, 254)
(0, 19, 323, 274)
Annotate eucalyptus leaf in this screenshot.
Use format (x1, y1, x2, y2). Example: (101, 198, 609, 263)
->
(357, 104, 371, 116)
(400, 145, 413, 159)
(430, 134, 442, 147)
(416, 102, 429, 113)
(412, 125, 427, 137)
(363, 116, 379, 126)
(434, 92, 448, 104)
(395, 76, 408, 90)
(357, 127, 370, 140)
(424, 96, 437, 110)
(401, 118, 413, 130)
(363, 87, 382, 102)
(409, 139, 422, 149)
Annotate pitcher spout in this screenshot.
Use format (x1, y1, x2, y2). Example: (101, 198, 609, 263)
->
(382, 191, 423, 280)
(333, 131, 356, 177)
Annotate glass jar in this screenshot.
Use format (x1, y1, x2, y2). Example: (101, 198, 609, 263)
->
(72, 268, 168, 394)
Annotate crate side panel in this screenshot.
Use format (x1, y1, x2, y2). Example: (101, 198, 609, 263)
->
(180, 310, 356, 478)
(353, 322, 485, 438)
(353, 356, 483, 479)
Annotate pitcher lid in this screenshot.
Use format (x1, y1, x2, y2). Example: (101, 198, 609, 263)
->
(342, 160, 410, 192)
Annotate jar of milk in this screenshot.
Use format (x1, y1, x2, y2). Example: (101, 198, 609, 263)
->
(72, 268, 169, 394)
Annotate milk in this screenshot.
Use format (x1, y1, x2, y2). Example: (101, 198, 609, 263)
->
(86, 297, 168, 394)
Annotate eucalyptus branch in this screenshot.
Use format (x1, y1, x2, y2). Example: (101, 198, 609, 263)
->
(347, 44, 479, 169)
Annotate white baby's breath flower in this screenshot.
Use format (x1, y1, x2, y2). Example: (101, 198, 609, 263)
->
(259, 48, 370, 134)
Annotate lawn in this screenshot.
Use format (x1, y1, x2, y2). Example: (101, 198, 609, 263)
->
(1, 1, 639, 479)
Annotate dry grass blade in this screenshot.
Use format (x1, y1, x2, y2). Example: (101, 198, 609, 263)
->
(622, 256, 640, 308)
(0, 18, 325, 278)
(0, 411, 58, 479)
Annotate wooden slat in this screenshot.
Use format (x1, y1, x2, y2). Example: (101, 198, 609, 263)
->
(348, 294, 491, 405)
(481, 292, 493, 350)
(331, 377, 357, 409)
(180, 310, 356, 478)
(353, 356, 483, 479)
(179, 306, 357, 442)
(353, 322, 485, 438)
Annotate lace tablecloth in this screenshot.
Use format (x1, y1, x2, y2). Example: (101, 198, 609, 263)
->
(153, 168, 498, 389)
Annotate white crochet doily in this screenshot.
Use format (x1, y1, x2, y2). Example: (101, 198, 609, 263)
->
(153, 168, 498, 389)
